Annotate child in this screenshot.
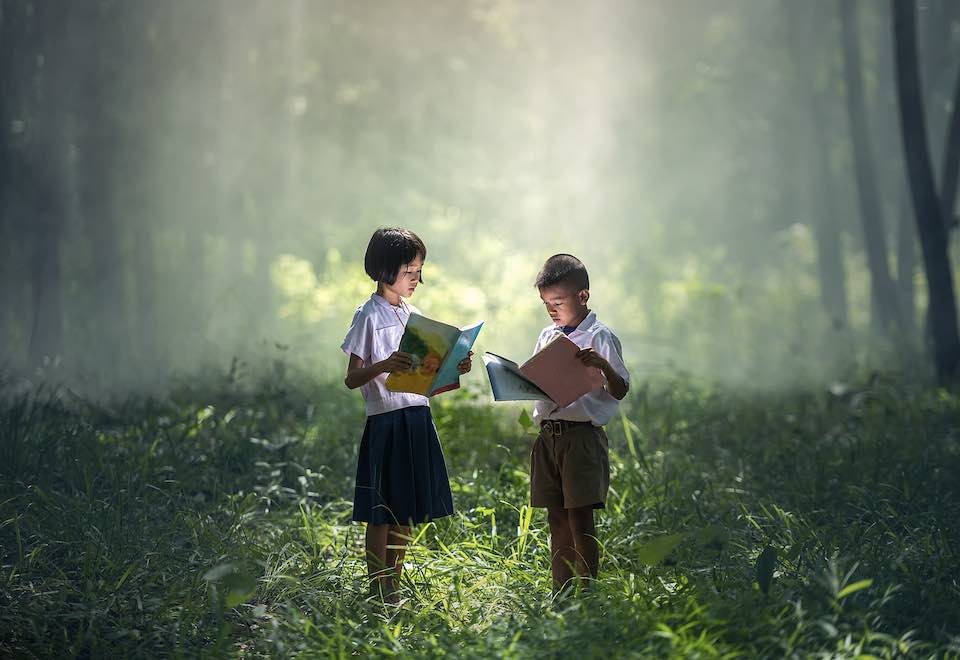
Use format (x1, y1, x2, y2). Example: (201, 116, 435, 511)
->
(529, 253, 630, 594)
(341, 227, 472, 601)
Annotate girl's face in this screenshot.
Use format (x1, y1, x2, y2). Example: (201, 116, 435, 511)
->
(539, 283, 589, 327)
(383, 256, 423, 300)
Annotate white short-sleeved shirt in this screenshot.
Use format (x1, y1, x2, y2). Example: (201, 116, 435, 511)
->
(341, 294, 430, 417)
(532, 311, 630, 427)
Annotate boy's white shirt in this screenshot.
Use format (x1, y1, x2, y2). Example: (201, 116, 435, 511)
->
(531, 311, 630, 427)
(341, 294, 430, 416)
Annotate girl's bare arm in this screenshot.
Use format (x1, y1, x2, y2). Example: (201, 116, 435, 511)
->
(344, 352, 413, 389)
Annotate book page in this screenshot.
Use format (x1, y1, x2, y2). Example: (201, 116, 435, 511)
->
(519, 334, 604, 407)
(429, 321, 484, 396)
(482, 353, 551, 402)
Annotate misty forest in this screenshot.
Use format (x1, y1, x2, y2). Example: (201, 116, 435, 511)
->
(2, 0, 960, 657)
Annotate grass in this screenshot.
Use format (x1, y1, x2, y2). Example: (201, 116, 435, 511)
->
(1, 372, 959, 658)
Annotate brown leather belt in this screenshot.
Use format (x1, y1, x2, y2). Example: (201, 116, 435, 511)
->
(540, 419, 594, 436)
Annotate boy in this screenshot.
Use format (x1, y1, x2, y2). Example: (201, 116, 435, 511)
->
(529, 253, 630, 593)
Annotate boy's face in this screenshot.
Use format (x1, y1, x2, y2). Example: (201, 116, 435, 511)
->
(539, 283, 589, 327)
(384, 256, 423, 300)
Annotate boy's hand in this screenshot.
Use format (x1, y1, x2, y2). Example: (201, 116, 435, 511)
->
(457, 351, 474, 375)
(575, 347, 610, 372)
(576, 347, 629, 400)
(381, 351, 414, 373)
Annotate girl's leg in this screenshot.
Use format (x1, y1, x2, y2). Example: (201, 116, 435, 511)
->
(547, 507, 576, 592)
(365, 523, 391, 596)
(386, 525, 411, 592)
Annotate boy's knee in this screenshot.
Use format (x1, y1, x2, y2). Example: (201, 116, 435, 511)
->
(566, 507, 595, 536)
(547, 507, 567, 528)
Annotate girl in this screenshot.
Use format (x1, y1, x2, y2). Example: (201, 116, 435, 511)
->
(341, 227, 472, 601)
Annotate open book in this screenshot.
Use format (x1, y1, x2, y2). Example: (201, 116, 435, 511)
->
(482, 333, 604, 407)
(385, 313, 484, 397)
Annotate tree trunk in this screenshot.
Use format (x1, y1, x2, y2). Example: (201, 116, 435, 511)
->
(0, 0, 17, 358)
(895, 189, 916, 331)
(28, 186, 63, 366)
(839, 0, 903, 335)
(893, 0, 960, 383)
(24, 2, 70, 367)
(785, 0, 849, 328)
(126, 4, 163, 376)
(939, 65, 960, 228)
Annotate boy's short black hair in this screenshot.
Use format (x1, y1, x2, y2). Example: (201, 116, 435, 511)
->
(535, 254, 589, 292)
(364, 227, 426, 284)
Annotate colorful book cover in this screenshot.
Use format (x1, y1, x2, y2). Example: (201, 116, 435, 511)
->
(385, 313, 484, 397)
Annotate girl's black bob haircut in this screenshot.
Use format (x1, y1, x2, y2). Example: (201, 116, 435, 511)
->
(364, 227, 426, 284)
(534, 253, 589, 291)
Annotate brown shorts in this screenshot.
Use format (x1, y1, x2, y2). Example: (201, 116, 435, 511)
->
(530, 420, 609, 510)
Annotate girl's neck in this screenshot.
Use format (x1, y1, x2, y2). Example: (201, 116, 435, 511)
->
(376, 284, 403, 307)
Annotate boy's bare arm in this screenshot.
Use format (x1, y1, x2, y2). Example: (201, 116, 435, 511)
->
(344, 352, 413, 389)
(575, 348, 629, 400)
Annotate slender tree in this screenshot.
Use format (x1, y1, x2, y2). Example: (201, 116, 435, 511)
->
(893, 0, 960, 383)
(785, 0, 849, 328)
(840, 0, 904, 335)
(23, 2, 71, 367)
(939, 67, 960, 228)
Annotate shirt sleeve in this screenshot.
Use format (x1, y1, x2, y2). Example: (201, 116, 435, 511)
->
(531, 326, 558, 358)
(592, 329, 630, 384)
(341, 308, 373, 361)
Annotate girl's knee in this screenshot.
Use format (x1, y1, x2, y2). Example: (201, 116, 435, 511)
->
(388, 525, 411, 540)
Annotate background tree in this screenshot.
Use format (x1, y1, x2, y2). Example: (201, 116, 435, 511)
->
(893, 0, 960, 383)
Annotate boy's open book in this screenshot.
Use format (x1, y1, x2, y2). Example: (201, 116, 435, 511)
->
(482, 333, 604, 407)
(385, 313, 484, 397)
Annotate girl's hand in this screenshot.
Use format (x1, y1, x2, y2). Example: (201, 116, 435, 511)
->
(457, 351, 474, 375)
(380, 351, 414, 373)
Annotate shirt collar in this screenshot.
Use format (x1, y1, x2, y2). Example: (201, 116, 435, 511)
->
(573, 310, 596, 333)
(555, 310, 596, 336)
(370, 293, 409, 316)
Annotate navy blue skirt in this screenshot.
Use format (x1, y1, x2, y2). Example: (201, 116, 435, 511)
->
(352, 405, 454, 525)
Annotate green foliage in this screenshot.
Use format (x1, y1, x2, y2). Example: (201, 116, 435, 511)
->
(635, 533, 685, 566)
(1, 375, 959, 657)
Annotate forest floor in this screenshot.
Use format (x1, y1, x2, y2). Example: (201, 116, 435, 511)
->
(1, 374, 959, 658)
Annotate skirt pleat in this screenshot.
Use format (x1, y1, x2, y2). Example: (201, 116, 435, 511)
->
(352, 406, 454, 525)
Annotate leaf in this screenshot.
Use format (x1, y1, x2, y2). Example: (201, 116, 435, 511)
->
(203, 563, 256, 608)
(696, 525, 728, 551)
(636, 533, 685, 565)
(837, 578, 873, 600)
(816, 620, 838, 638)
(518, 409, 534, 432)
(222, 571, 257, 607)
(203, 563, 237, 582)
(755, 546, 777, 594)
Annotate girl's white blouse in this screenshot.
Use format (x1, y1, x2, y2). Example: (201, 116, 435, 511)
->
(341, 294, 430, 416)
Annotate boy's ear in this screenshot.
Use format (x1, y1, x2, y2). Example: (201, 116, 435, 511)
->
(578, 289, 590, 305)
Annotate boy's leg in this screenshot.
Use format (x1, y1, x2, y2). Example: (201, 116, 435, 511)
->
(567, 505, 599, 582)
(547, 506, 576, 592)
(385, 525, 411, 591)
(365, 523, 391, 596)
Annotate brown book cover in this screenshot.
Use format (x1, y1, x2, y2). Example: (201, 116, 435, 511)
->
(484, 333, 604, 407)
